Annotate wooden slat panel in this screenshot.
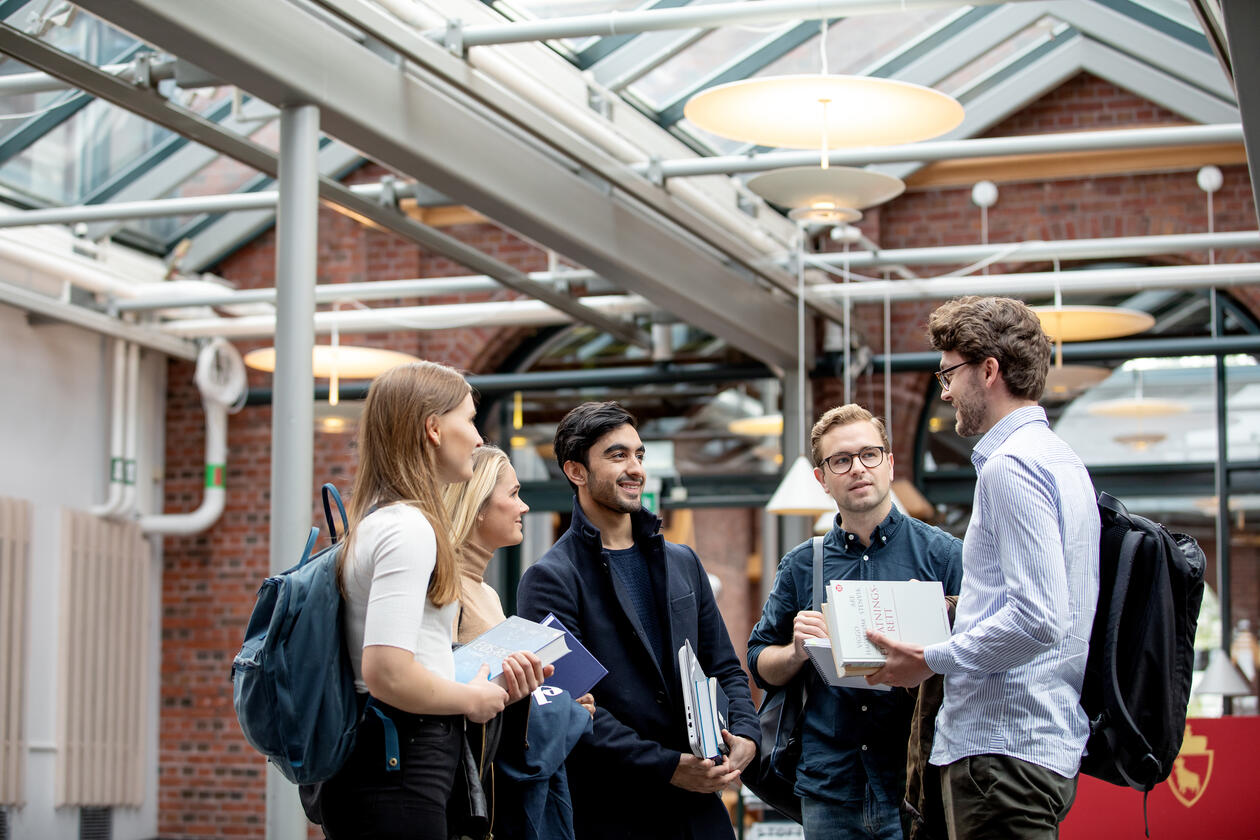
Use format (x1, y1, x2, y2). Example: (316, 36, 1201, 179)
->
(0, 496, 30, 806)
(57, 511, 148, 806)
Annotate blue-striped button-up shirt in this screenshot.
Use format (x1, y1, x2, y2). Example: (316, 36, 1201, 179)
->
(924, 406, 1099, 777)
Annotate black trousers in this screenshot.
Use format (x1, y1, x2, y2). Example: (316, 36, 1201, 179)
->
(317, 702, 463, 840)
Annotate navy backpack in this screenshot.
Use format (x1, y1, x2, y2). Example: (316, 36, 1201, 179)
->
(231, 484, 368, 785)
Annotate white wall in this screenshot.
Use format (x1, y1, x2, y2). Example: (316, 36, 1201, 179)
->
(0, 299, 167, 840)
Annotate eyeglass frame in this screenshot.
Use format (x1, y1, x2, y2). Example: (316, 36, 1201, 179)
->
(934, 359, 977, 390)
(819, 445, 887, 476)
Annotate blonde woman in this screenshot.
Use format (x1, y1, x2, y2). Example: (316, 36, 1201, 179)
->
(314, 363, 545, 840)
(444, 446, 596, 840)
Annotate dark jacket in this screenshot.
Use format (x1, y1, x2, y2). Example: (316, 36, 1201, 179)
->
(516, 500, 759, 840)
(495, 686, 593, 840)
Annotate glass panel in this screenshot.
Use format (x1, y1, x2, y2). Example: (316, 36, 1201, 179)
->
(937, 15, 1067, 97)
(671, 117, 747, 155)
(0, 84, 238, 206)
(752, 8, 958, 79)
(0, 8, 141, 144)
(628, 24, 785, 108)
(123, 116, 282, 242)
(1126, 0, 1203, 32)
(1054, 355, 1260, 467)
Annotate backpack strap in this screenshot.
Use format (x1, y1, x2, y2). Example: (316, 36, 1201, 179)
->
(323, 483, 349, 544)
(299, 526, 320, 568)
(1101, 528, 1162, 792)
(811, 535, 824, 612)
(364, 698, 402, 773)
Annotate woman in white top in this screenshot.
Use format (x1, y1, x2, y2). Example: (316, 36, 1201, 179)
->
(317, 361, 545, 840)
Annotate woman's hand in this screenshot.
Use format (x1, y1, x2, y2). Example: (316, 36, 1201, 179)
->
(465, 664, 509, 723)
(576, 693, 596, 718)
(500, 651, 549, 704)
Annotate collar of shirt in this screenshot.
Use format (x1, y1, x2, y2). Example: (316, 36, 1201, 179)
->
(970, 404, 1049, 471)
(832, 505, 902, 553)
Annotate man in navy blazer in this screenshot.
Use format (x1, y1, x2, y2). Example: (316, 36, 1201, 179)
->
(517, 401, 759, 840)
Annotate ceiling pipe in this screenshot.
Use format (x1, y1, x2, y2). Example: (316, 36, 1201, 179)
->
(158, 293, 657, 339)
(139, 339, 246, 535)
(807, 231, 1260, 269)
(435, 0, 1014, 49)
(0, 56, 176, 95)
(244, 361, 776, 405)
(808, 262, 1260, 303)
(113, 269, 602, 311)
(0, 179, 400, 229)
(641, 123, 1245, 179)
(89, 338, 129, 518)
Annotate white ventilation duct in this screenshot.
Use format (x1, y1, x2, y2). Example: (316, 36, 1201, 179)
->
(139, 339, 246, 535)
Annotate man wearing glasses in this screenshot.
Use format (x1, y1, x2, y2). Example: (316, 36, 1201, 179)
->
(869, 296, 1100, 840)
(748, 404, 962, 840)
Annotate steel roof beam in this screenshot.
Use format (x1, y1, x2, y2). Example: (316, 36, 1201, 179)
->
(0, 19, 651, 351)
(67, 0, 802, 368)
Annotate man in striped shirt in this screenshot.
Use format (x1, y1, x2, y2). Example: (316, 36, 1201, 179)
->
(868, 296, 1100, 840)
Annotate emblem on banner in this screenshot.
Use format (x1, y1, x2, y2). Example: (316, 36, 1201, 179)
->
(1167, 725, 1212, 808)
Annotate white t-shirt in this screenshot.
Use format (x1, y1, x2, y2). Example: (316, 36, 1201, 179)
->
(341, 503, 458, 692)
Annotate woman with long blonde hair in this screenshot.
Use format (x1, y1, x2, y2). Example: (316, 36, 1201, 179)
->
(443, 445, 595, 840)
(315, 362, 545, 840)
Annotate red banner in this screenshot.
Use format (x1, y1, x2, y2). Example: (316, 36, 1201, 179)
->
(1061, 716, 1260, 839)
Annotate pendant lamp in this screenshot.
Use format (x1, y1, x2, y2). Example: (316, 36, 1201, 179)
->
(1033, 305, 1156, 343)
(244, 344, 419, 406)
(684, 74, 963, 151)
(766, 232, 838, 518)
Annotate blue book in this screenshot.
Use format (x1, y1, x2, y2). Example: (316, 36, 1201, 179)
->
(453, 615, 570, 688)
(539, 613, 608, 698)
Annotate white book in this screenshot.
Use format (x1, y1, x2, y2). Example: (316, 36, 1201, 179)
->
(822, 580, 950, 677)
(803, 638, 891, 691)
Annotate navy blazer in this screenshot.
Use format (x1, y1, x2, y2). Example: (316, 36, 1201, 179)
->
(517, 500, 759, 840)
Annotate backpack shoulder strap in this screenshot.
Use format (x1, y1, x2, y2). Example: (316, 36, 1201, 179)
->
(811, 536, 825, 612)
(322, 483, 348, 544)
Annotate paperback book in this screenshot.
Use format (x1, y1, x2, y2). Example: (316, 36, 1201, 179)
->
(822, 580, 950, 677)
(803, 638, 891, 691)
(453, 615, 570, 688)
(539, 613, 608, 698)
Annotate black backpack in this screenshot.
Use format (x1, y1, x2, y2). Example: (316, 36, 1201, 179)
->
(1079, 492, 1206, 805)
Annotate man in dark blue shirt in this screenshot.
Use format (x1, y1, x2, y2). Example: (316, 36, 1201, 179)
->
(748, 404, 962, 840)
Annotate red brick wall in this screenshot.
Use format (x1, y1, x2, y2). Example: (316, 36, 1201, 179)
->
(156, 76, 1260, 835)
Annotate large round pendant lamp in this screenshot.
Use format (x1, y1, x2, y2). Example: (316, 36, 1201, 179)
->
(684, 75, 963, 149)
(243, 345, 419, 379)
(1033, 305, 1155, 343)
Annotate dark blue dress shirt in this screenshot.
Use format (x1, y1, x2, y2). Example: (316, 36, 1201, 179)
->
(748, 506, 963, 806)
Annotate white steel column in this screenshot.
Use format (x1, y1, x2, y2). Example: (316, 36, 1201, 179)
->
(267, 103, 319, 840)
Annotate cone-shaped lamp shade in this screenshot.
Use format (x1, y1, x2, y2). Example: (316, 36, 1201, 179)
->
(767, 455, 838, 516)
(747, 166, 905, 211)
(684, 75, 963, 149)
(1195, 648, 1255, 698)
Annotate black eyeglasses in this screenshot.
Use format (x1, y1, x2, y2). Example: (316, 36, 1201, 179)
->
(934, 360, 976, 390)
(821, 446, 886, 476)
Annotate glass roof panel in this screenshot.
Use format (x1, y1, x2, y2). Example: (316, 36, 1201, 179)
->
(751, 8, 957, 79)
(0, 84, 237, 206)
(0, 7, 142, 147)
(672, 117, 746, 154)
(123, 115, 279, 243)
(936, 15, 1068, 97)
(627, 24, 786, 108)
(1125, 0, 1202, 31)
